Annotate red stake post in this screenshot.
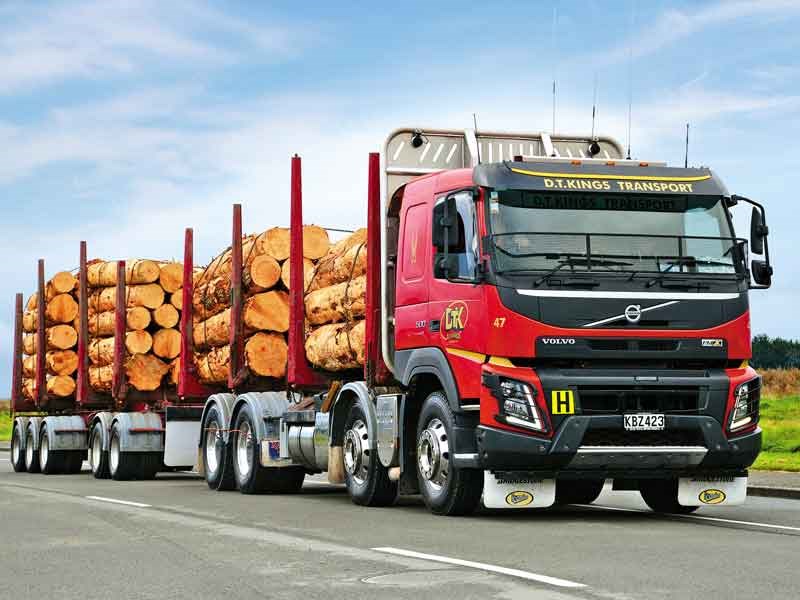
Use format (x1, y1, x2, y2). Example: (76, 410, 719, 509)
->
(77, 242, 90, 406)
(35, 259, 46, 408)
(111, 260, 127, 404)
(228, 204, 246, 389)
(10, 293, 30, 412)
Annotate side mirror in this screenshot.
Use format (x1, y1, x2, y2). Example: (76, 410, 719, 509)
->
(751, 259, 772, 287)
(432, 194, 457, 250)
(750, 206, 767, 255)
(435, 254, 459, 279)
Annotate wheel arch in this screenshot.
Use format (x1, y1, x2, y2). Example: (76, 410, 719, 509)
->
(25, 416, 44, 450)
(110, 412, 164, 453)
(89, 412, 115, 452)
(12, 416, 30, 452)
(198, 393, 236, 445)
(40, 415, 87, 452)
(229, 391, 291, 443)
(395, 348, 461, 413)
(329, 382, 378, 449)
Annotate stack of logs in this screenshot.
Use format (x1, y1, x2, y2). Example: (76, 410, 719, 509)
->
(20, 271, 80, 400)
(192, 226, 329, 383)
(85, 260, 184, 392)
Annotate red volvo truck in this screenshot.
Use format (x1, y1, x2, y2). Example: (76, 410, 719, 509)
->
(10, 128, 773, 516)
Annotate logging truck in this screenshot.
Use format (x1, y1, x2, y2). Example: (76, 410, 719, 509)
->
(9, 128, 773, 515)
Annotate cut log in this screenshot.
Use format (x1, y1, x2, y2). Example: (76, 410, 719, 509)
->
(46, 350, 79, 376)
(192, 276, 231, 321)
(47, 324, 78, 350)
(26, 293, 38, 311)
(169, 357, 180, 386)
(22, 334, 36, 356)
(302, 225, 331, 260)
(45, 271, 77, 301)
(46, 293, 79, 324)
(152, 328, 181, 360)
(89, 338, 114, 366)
(89, 283, 164, 312)
(246, 254, 281, 291)
(47, 375, 76, 398)
(194, 345, 230, 384)
(159, 262, 183, 293)
(197, 234, 260, 288)
(257, 227, 290, 261)
(245, 332, 287, 378)
(126, 306, 152, 330)
(125, 353, 170, 391)
(305, 320, 365, 371)
(280, 257, 314, 291)
(193, 308, 231, 349)
(89, 365, 113, 392)
(87, 259, 161, 287)
(305, 275, 366, 325)
(152, 304, 179, 329)
(22, 310, 37, 333)
(126, 330, 153, 355)
(170, 289, 183, 311)
(22, 355, 37, 378)
(308, 229, 367, 291)
(86, 307, 150, 336)
(243, 290, 289, 333)
(22, 378, 36, 401)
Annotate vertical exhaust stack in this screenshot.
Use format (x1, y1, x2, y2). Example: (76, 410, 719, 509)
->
(35, 259, 46, 408)
(365, 152, 390, 385)
(287, 155, 328, 389)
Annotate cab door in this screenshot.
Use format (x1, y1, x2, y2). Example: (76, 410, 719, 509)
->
(394, 193, 431, 351)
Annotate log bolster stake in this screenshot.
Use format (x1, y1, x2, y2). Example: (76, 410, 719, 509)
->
(112, 260, 128, 406)
(36, 259, 47, 407)
(228, 204, 248, 389)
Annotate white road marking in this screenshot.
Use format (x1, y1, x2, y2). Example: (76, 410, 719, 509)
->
(372, 546, 586, 588)
(86, 495, 151, 508)
(585, 504, 800, 533)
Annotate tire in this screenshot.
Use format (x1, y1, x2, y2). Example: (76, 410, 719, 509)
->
(232, 406, 305, 494)
(89, 423, 110, 479)
(63, 452, 84, 475)
(640, 479, 699, 514)
(138, 453, 162, 480)
(109, 423, 139, 481)
(10, 424, 26, 472)
(24, 427, 40, 474)
(555, 479, 605, 505)
(202, 406, 235, 491)
(342, 402, 397, 507)
(39, 426, 64, 475)
(416, 391, 483, 516)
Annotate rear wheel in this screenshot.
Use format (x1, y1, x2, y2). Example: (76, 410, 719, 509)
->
(24, 427, 40, 473)
(640, 478, 699, 514)
(89, 423, 110, 479)
(343, 403, 397, 507)
(232, 406, 305, 494)
(138, 453, 161, 480)
(10, 424, 26, 472)
(109, 423, 139, 481)
(555, 479, 605, 505)
(39, 426, 64, 474)
(62, 452, 84, 474)
(202, 406, 235, 491)
(416, 392, 483, 516)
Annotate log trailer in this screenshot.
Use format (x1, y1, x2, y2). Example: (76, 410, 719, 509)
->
(9, 128, 773, 515)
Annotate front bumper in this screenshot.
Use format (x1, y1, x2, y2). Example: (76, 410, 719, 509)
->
(474, 416, 761, 479)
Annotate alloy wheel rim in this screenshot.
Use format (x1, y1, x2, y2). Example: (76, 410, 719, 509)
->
(343, 419, 370, 486)
(236, 421, 252, 479)
(417, 418, 449, 491)
(90, 431, 102, 472)
(205, 424, 220, 475)
(40, 433, 49, 468)
(11, 430, 20, 465)
(110, 436, 120, 474)
(25, 433, 34, 468)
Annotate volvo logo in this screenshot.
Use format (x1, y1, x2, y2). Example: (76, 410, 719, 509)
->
(542, 338, 576, 345)
(624, 304, 642, 323)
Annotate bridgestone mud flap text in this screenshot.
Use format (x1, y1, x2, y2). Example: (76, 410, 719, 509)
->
(343, 402, 397, 506)
(202, 406, 236, 491)
(10, 425, 26, 472)
(640, 478, 699, 514)
(89, 423, 110, 479)
(232, 406, 304, 494)
(416, 392, 483, 516)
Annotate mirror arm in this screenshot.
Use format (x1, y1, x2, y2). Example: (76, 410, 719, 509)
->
(732, 193, 772, 274)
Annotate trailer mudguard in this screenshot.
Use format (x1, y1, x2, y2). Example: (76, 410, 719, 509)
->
(90, 412, 115, 452)
(12, 417, 30, 453)
(25, 417, 43, 450)
(41, 416, 87, 452)
(231, 392, 290, 443)
(112, 412, 164, 453)
(394, 348, 461, 412)
(329, 381, 378, 450)
(198, 393, 236, 444)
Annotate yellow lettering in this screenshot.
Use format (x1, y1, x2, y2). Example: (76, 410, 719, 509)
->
(544, 178, 554, 188)
(602, 181, 611, 190)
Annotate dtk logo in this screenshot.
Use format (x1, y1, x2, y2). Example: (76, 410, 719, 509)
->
(551, 390, 575, 415)
(441, 300, 468, 341)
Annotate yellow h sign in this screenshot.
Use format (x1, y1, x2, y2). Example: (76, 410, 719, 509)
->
(551, 390, 575, 415)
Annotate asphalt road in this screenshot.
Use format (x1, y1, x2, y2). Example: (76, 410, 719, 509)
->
(1, 460, 798, 600)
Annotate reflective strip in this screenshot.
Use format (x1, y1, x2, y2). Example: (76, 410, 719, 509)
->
(445, 348, 485, 363)
(516, 289, 740, 300)
(488, 356, 515, 367)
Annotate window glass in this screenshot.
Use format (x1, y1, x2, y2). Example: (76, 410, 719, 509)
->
(433, 191, 478, 280)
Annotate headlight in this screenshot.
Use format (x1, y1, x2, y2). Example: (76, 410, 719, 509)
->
(728, 377, 760, 433)
(494, 378, 547, 432)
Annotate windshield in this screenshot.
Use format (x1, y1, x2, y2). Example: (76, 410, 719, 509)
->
(487, 190, 744, 276)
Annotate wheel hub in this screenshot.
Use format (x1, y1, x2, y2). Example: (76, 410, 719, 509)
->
(236, 421, 253, 478)
(417, 418, 449, 490)
(90, 431, 102, 472)
(343, 419, 369, 485)
(11, 431, 20, 464)
(205, 426, 221, 474)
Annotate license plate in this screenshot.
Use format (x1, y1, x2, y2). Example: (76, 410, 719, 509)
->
(623, 413, 665, 431)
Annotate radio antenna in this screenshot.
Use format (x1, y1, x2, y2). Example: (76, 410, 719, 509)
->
(551, 6, 557, 134)
(591, 74, 598, 140)
(626, 1, 636, 159)
(684, 122, 690, 168)
(473, 113, 482, 164)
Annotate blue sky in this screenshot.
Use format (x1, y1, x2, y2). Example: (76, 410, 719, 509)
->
(1, 0, 798, 394)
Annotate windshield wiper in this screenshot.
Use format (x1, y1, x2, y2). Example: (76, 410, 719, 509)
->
(534, 257, 632, 287)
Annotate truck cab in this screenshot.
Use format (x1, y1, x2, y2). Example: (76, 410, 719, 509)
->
(384, 128, 771, 513)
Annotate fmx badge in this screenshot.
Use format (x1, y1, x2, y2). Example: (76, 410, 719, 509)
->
(551, 390, 575, 415)
(441, 301, 468, 341)
(699, 489, 726, 505)
(505, 491, 534, 506)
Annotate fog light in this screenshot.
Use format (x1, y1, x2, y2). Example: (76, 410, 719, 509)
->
(729, 378, 760, 433)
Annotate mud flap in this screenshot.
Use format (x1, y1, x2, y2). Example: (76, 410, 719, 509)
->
(483, 471, 556, 509)
(678, 476, 748, 507)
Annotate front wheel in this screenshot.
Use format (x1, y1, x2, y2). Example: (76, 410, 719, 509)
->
(10, 424, 26, 472)
(343, 402, 397, 506)
(640, 479, 699, 514)
(416, 392, 483, 516)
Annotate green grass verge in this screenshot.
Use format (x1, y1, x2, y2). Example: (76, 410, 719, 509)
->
(0, 410, 11, 442)
(752, 394, 800, 471)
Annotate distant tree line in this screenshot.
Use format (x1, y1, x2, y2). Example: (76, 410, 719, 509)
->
(751, 335, 800, 369)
